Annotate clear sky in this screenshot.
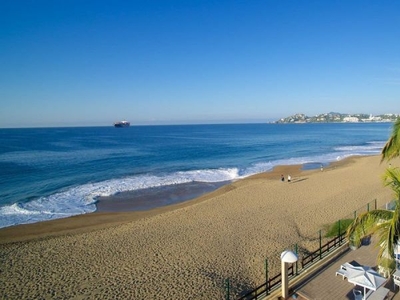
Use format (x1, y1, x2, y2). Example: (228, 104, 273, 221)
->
(1, 0, 399, 128)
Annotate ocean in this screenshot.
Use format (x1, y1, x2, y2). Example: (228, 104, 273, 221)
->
(0, 122, 392, 228)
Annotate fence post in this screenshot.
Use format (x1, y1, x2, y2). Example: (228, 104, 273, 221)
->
(367, 203, 370, 212)
(265, 258, 269, 295)
(354, 210, 356, 219)
(225, 278, 230, 300)
(319, 230, 322, 259)
(295, 244, 298, 275)
(375, 199, 377, 210)
(338, 219, 341, 245)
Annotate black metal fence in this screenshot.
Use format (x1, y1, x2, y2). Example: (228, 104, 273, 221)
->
(234, 232, 345, 300)
(223, 199, 380, 300)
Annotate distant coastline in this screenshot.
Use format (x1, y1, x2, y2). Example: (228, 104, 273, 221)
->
(274, 112, 399, 124)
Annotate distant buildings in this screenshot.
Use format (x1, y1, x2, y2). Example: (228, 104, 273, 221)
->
(275, 113, 400, 124)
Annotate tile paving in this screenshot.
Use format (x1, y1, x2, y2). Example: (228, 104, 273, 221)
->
(284, 236, 400, 299)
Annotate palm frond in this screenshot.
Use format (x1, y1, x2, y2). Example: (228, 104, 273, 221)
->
(354, 203, 400, 271)
(346, 210, 394, 245)
(376, 206, 400, 269)
(382, 167, 400, 201)
(381, 118, 400, 162)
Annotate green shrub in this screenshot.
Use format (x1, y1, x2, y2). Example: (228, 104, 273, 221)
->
(324, 219, 354, 238)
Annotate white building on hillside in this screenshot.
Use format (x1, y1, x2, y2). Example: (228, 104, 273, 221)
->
(343, 116, 359, 122)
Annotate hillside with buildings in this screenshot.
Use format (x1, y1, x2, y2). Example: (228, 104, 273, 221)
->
(275, 113, 399, 123)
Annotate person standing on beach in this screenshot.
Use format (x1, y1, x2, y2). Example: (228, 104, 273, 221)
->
(281, 174, 284, 182)
(287, 175, 291, 182)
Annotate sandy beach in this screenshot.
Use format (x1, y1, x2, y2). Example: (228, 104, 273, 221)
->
(0, 155, 396, 299)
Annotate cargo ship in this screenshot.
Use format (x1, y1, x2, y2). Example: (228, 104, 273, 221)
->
(114, 121, 130, 127)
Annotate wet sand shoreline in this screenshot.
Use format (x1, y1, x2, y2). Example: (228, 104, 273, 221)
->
(0, 162, 309, 244)
(95, 180, 230, 212)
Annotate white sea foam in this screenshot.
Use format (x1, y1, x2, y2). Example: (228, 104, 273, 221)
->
(244, 141, 385, 177)
(334, 141, 384, 152)
(0, 140, 385, 229)
(0, 167, 240, 228)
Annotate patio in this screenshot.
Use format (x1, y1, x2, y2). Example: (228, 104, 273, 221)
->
(287, 236, 400, 299)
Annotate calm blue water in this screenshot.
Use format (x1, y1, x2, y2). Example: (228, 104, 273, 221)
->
(0, 123, 392, 228)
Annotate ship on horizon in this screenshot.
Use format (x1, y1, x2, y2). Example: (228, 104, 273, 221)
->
(114, 121, 130, 127)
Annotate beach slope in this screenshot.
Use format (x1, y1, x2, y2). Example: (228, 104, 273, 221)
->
(0, 156, 395, 299)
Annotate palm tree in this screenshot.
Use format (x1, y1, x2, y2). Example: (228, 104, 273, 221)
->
(381, 117, 400, 162)
(346, 167, 400, 274)
(346, 119, 400, 275)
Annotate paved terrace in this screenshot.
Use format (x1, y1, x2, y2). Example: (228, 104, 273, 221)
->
(266, 237, 400, 299)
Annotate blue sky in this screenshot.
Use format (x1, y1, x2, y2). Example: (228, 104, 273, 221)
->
(0, 0, 399, 128)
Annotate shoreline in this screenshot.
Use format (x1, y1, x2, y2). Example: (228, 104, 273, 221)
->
(0, 155, 366, 244)
(95, 180, 230, 213)
(94, 161, 330, 214)
(1, 154, 396, 299)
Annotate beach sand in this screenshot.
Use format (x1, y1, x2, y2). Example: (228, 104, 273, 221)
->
(0, 155, 396, 299)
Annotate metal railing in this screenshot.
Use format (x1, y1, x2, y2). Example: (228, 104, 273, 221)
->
(225, 199, 379, 300)
(235, 233, 345, 300)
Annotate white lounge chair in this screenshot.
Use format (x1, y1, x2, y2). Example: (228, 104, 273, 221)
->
(335, 268, 347, 279)
(335, 263, 352, 279)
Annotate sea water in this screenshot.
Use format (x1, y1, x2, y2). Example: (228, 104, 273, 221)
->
(0, 123, 392, 228)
